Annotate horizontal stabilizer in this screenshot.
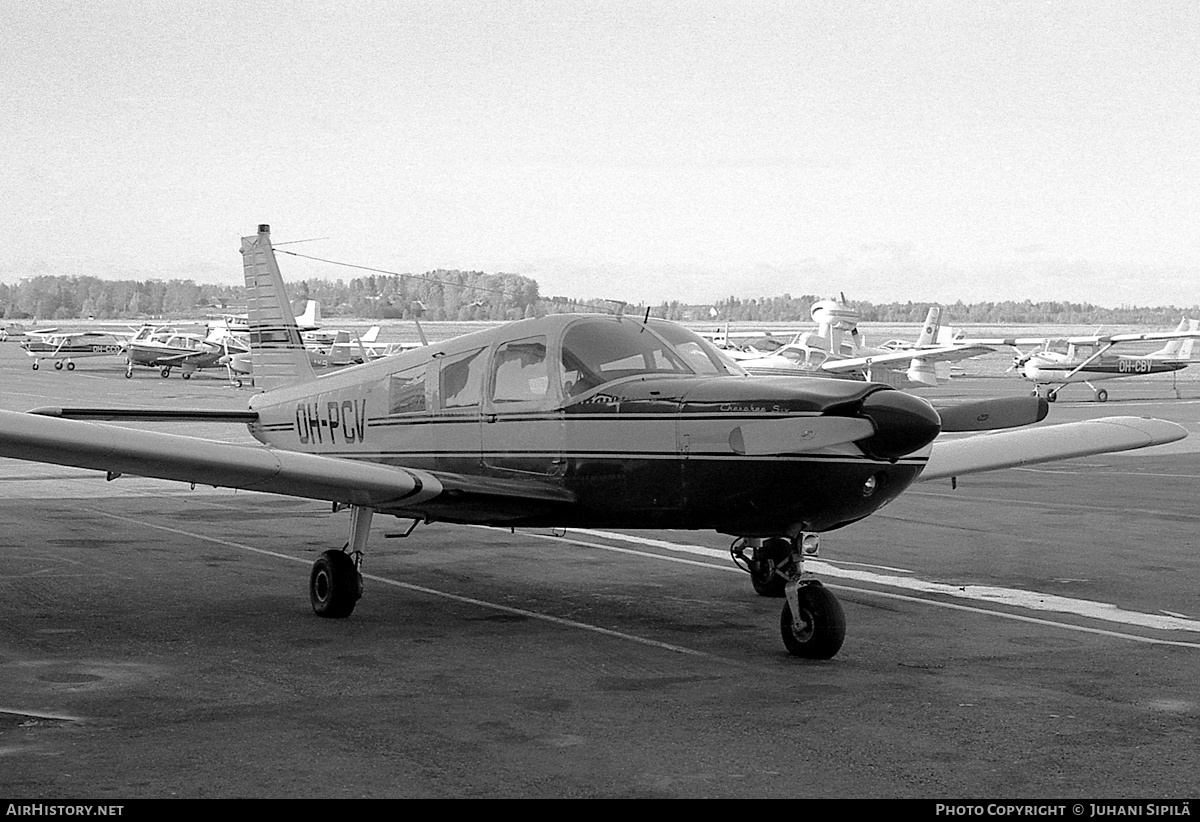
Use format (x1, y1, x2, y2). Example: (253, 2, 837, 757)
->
(920, 416, 1187, 481)
(729, 416, 875, 455)
(934, 396, 1048, 432)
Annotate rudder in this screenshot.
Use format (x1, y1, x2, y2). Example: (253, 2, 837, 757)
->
(241, 224, 316, 390)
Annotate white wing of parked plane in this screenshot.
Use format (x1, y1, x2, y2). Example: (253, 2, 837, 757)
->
(818, 342, 995, 374)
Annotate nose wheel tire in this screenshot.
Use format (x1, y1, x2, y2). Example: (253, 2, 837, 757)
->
(781, 582, 846, 659)
(310, 550, 362, 618)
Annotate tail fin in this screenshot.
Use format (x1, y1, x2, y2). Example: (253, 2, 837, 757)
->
(1182, 319, 1199, 360)
(1150, 318, 1198, 360)
(241, 225, 317, 391)
(296, 299, 321, 329)
(913, 306, 941, 348)
(359, 326, 381, 343)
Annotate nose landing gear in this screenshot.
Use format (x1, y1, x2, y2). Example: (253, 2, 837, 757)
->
(732, 533, 846, 659)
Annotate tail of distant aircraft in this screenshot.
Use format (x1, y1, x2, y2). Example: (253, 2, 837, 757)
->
(296, 299, 321, 329)
(241, 224, 317, 391)
(1149, 318, 1199, 361)
(913, 307, 941, 348)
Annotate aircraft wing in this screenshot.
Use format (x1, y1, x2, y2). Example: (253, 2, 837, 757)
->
(819, 343, 993, 374)
(0, 409, 574, 521)
(959, 329, 1200, 347)
(919, 416, 1187, 481)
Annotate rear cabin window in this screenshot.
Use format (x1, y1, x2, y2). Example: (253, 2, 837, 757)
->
(491, 337, 549, 403)
(440, 347, 487, 409)
(388, 364, 427, 415)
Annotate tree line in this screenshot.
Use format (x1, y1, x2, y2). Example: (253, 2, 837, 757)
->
(1, 275, 1196, 326)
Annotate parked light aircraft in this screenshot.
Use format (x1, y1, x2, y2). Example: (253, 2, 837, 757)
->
(0, 226, 1187, 659)
(1, 323, 29, 342)
(963, 319, 1200, 402)
(729, 299, 993, 388)
(123, 325, 232, 379)
(21, 329, 127, 371)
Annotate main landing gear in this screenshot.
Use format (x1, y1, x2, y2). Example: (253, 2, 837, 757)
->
(309, 505, 371, 618)
(731, 533, 846, 659)
(1036, 384, 1108, 403)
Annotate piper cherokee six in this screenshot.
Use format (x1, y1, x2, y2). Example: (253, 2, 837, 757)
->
(0, 226, 1186, 660)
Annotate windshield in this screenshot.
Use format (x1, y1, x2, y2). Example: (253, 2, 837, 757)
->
(646, 319, 746, 376)
(560, 317, 697, 395)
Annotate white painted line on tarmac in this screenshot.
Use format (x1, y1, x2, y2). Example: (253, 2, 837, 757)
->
(563, 528, 1200, 637)
(76, 508, 1200, 653)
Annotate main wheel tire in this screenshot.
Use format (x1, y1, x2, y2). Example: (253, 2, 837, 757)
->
(310, 550, 362, 618)
(31, 362, 38, 371)
(749, 537, 790, 598)
(160, 367, 171, 378)
(66, 361, 75, 371)
(1096, 389, 1108, 402)
(181, 372, 191, 380)
(54, 360, 63, 370)
(780, 583, 846, 659)
(1046, 392, 1057, 403)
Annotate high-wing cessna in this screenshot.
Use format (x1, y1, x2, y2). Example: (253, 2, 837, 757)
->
(730, 299, 993, 388)
(21, 329, 127, 371)
(963, 319, 1200, 402)
(0, 226, 1187, 659)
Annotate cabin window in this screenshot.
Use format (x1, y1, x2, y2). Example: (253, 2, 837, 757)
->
(491, 337, 549, 403)
(440, 347, 487, 409)
(388, 364, 427, 415)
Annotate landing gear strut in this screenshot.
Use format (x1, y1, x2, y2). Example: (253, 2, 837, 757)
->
(732, 533, 846, 659)
(309, 505, 372, 618)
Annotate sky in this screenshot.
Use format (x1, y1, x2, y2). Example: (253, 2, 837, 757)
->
(3, 1, 1198, 308)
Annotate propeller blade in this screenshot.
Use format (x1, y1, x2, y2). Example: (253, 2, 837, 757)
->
(935, 396, 1049, 432)
(729, 416, 876, 456)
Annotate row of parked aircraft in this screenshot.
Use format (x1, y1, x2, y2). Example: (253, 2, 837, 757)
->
(0, 224, 1190, 660)
(709, 296, 1200, 402)
(13, 301, 409, 386)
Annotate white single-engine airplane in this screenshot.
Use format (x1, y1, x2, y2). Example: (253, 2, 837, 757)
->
(0, 226, 1187, 659)
(21, 329, 127, 371)
(962, 319, 1200, 402)
(730, 299, 993, 388)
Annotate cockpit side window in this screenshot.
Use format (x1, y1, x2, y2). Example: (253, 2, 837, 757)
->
(491, 336, 549, 403)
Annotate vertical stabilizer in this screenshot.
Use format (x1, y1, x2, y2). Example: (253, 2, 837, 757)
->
(1149, 318, 1197, 360)
(296, 300, 321, 329)
(913, 307, 941, 348)
(1181, 319, 1199, 360)
(241, 225, 317, 390)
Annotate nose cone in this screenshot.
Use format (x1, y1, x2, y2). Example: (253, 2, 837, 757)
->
(858, 389, 942, 460)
